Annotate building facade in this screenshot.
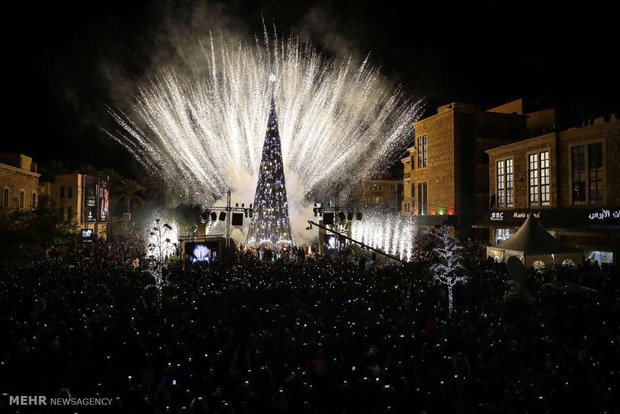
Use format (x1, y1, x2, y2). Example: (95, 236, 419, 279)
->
(0, 154, 40, 212)
(482, 116, 620, 265)
(353, 172, 402, 213)
(401, 100, 527, 238)
(39, 173, 109, 238)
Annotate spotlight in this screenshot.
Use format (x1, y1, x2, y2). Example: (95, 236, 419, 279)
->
(219, 212, 226, 221)
(200, 211, 209, 223)
(347, 211, 353, 221)
(241, 203, 244, 208)
(210, 212, 217, 221)
(244, 209, 248, 217)
(313, 208, 318, 217)
(236, 203, 239, 207)
(338, 211, 346, 221)
(356, 212, 363, 220)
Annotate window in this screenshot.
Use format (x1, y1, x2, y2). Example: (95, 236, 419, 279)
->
(528, 154, 539, 206)
(417, 135, 428, 168)
(60, 186, 65, 198)
(562, 259, 576, 268)
(68, 186, 73, 198)
(411, 184, 415, 199)
(417, 182, 427, 215)
(496, 159, 514, 208)
(506, 159, 514, 207)
(411, 156, 415, 170)
(571, 146, 586, 203)
(497, 161, 505, 207)
(390, 184, 396, 192)
(67, 206, 72, 221)
(2, 188, 8, 208)
(540, 152, 550, 206)
(372, 184, 383, 191)
(588, 143, 603, 204)
(19, 190, 25, 210)
(527, 151, 551, 207)
(32, 192, 36, 209)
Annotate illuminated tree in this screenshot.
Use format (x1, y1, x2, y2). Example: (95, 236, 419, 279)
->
(430, 228, 467, 315)
(246, 99, 294, 247)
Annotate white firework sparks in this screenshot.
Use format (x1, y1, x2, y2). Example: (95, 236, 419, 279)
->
(106, 29, 424, 204)
(351, 213, 416, 261)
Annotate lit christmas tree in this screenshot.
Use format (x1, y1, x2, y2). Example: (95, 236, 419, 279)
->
(246, 95, 294, 247)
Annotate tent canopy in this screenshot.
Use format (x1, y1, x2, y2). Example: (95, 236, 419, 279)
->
(494, 214, 580, 255)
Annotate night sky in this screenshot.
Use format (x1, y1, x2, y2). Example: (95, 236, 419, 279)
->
(2, 0, 619, 176)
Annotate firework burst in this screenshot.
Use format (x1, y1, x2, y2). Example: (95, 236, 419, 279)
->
(106, 28, 424, 204)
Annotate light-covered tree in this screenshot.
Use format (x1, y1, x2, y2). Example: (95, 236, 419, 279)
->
(430, 228, 467, 315)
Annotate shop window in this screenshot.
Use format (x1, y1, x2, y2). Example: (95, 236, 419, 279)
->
(586, 251, 614, 265)
(494, 228, 515, 245)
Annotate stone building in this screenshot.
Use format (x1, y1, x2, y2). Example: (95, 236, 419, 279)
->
(0, 154, 40, 212)
(353, 172, 402, 213)
(401, 100, 529, 238)
(39, 173, 109, 238)
(481, 115, 620, 266)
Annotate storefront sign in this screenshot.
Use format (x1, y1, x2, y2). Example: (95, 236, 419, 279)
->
(490, 212, 504, 221)
(588, 209, 620, 221)
(513, 211, 540, 219)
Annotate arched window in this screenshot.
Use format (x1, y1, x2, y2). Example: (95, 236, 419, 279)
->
(562, 259, 576, 268)
(19, 190, 25, 210)
(32, 192, 37, 209)
(2, 187, 8, 209)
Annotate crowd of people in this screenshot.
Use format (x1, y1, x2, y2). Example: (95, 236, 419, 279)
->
(1, 236, 619, 413)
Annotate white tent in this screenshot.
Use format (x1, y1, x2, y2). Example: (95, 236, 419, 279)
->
(487, 214, 583, 268)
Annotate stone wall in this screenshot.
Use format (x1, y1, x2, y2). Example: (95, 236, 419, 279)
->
(0, 164, 40, 211)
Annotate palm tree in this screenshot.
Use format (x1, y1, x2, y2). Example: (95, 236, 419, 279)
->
(118, 179, 145, 214)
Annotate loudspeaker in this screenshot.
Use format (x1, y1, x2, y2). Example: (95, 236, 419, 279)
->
(323, 212, 334, 225)
(338, 211, 346, 221)
(232, 213, 243, 226)
(210, 212, 217, 221)
(219, 212, 226, 221)
(347, 212, 353, 221)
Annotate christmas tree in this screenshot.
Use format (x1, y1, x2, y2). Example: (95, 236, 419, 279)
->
(246, 98, 294, 247)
